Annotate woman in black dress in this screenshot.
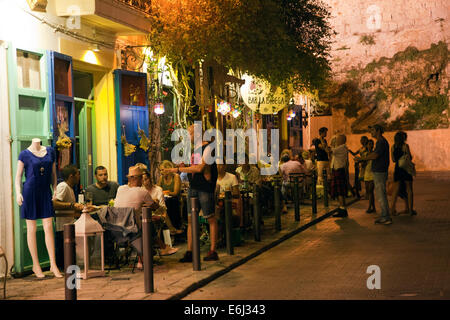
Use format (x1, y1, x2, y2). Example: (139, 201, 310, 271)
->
(390, 131, 417, 216)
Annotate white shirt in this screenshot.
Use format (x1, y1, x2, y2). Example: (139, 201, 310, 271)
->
(54, 181, 76, 232)
(144, 185, 166, 215)
(217, 172, 239, 193)
(331, 144, 349, 170)
(114, 185, 153, 213)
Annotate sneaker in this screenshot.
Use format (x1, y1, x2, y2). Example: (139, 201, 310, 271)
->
(333, 208, 348, 218)
(366, 208, 375, 214)
(203, 251, 219, 261)
(374, 218, 393, 225)
(179, 251, 192, 263)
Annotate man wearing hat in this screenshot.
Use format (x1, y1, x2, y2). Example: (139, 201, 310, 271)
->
(114, 165, 154, 228)
(355, 124, 392, 225)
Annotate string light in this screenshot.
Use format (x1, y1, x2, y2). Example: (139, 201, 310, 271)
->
(218, 101, 231, 115)
(154, 102, 165, 115)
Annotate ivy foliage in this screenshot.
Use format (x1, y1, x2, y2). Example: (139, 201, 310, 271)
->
(147, 0, 333, 91)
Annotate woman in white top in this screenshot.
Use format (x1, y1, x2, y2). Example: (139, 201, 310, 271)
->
(142, 169, 179, 258)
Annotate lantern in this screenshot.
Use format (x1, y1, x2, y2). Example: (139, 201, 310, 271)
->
(218, 101, 231, 115)
(154, 102, 165, 115)
(75, 210, 105, 279)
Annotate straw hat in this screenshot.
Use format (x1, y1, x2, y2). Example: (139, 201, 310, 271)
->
(126, 166, 143, 179)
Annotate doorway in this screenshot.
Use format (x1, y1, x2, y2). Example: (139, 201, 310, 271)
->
(73, 70, 96, 189)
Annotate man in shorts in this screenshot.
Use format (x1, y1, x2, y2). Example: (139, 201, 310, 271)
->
(162, 123, 219, 261)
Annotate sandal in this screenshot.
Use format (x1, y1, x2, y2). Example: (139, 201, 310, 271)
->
(160, 247, 179, 256)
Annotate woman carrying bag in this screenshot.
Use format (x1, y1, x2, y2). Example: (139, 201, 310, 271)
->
(390, 131, 417, 216)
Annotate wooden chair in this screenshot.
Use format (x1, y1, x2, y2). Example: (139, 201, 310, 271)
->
(0, 246, 7, 299)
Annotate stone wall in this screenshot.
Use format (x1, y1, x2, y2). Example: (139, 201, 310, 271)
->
(324, 0, 449, 78)
(316, 0, 450, 172)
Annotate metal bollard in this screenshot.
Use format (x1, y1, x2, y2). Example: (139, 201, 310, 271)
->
(190, 197, 201, 271)
(312, 172, 317, 214)
(64, 224, 77, 301)
(323, 169, 329, 207)
(293, 176, 300, 221)
(142, 207, 154, 293)
(274, 180, 281, 231)
(224, 191, 234, 255)
(253, 184, 261, 242)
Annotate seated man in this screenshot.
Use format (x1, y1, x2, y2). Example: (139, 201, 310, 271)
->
(86, 166, 119, 206)
(235, 154, 262, 188)
(279, 153, 308, 212)
(216, 164, 241, 221)
(114, 165, 154, 229)
(53, 165, 94, 269)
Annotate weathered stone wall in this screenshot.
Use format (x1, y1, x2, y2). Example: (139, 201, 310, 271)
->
(316, 0, 450, 172)
(324, 0, 449, 78)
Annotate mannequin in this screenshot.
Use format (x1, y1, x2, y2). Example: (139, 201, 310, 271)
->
(15, 138, 62, 278)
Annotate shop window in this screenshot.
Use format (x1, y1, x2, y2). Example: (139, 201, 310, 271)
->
(121, 74, 146, 106)
(54, 57, 72, 96)
(16, 50, 41, 90)
(18, 96, 45, 135)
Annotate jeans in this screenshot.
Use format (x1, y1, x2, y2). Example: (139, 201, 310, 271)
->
(187, 188, 216, 219)
(373, 171, 390, 219)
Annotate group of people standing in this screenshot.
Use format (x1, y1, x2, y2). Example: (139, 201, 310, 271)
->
(312, 124, 417, 225)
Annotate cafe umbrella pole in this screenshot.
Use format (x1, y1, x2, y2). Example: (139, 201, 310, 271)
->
(224, 191, 234, 255)
(253, 184, 261, 242)
(142, 207, 154, 293)
(190, 197, 201, 271)
(64, 224, 77, 301)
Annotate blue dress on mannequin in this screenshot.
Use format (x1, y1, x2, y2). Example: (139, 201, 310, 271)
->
(18, 146, 55, 220)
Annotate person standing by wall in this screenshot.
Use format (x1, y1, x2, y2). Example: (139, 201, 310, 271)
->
(390, 131, 417, 216)
(356, 125, 392, 225)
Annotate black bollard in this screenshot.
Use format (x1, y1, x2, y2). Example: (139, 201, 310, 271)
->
(274, 180, 281, 231)
(224, 191, 234, 255)
(293, 176, 300, 221)
(312, 171, 317, 214)
(190, 197, 201, 271)
(142, 207, 154, 293)
(323, 169, 329, 208)
(64, 224, 77, 301)
(253, 184, 261, 242)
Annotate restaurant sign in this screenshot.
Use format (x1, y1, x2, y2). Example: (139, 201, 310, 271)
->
(240, 74, 287, 114)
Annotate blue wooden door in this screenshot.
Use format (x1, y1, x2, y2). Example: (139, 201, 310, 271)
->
(48, 51, 76, 179)
(113, 70, 149, 184)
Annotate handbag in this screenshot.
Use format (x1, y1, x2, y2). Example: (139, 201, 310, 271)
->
(398, 145, 416, 176)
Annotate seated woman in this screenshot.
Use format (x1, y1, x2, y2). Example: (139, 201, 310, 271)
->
(140, 169, 179, 255)
(157, 160, 183, 234)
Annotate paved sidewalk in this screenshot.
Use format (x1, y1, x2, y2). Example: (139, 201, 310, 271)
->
(4, 191, 345, 300)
